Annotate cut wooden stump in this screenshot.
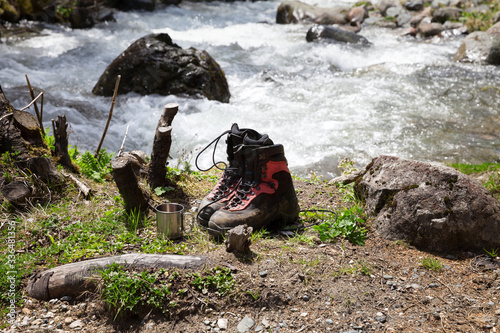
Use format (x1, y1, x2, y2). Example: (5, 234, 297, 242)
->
(27, 253, 209, 301)
(17, 157, 64, 184)
(1, 180, 32, 204)
(52, 115, 78, 173)
(111, 156, 149, 213)
(147, 103, 178, 189)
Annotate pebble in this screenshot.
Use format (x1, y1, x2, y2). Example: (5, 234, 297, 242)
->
(49, 299, 59, 304)
(255, 325, 263, 332)
(303, 295, 310, 301)
(61, 296, 72, 302)
(433, 312, 441, 320)
(375, 312, 387, 323)
(428, 283, 439, 288)
(218, 318, 228, 330)
(237, 316, 255, 333)
(261, 318, 270, 328)
(489, 301, 495, 306)
(31, 318, 43, 326)
(290, 308, 298, 312)
(325, 319, 333, 325)
(69, 319, 84, 329)
(300, 312, 308, 317)
(383, 275, 393, 280)
(259, 271, 268, 278)
(43, 311, 55, 319)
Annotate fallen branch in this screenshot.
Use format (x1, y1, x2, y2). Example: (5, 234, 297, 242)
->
(26, 253, 209, 301)
(25, 74, 43, 128)
(95, 74, 121, 160)
(117, 124, 130, 157)
(62, 170, 91, 198)
(20, 92, 44, 112)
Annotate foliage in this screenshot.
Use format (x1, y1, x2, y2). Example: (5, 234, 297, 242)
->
(308, 206, 367, 246)
(451, 162, 500, 175)
(99, 263, 173, 319)
(75, 149, 114, 182)
(419, 257, 443, 272)
(484, 248, 499, 258)
(189, 266, 235, 296)
(44, 127, 55, 152)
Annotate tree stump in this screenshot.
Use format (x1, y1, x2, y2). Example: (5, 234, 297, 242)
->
(17, 157, 64, 185)
(26, 253, 209, 301)
(1, 181, 32, 205)
(52, 115, 78, 173)
(12, 110, 45, 147)
(112, 156, 149, 213)
(147, 103, 178, 189)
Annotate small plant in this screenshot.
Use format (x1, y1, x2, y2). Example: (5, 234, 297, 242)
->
(246, 290, 260, 300)
(123, 208, 143, 233)
(154, 186, 175, 196)
(189, 266, 235, 296)
(75, 149, 114, 182)
(419, 257, 443, 272)
(44, 127, 56, 152)
(311, 206, 367, 246)
(250, 228, 270, 242)
(484, 248, 499, 258)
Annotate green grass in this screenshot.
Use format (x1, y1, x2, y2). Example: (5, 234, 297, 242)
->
(450, 162, 500, 175)
(419, 257, 443, 272)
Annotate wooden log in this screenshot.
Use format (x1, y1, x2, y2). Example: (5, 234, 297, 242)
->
(147, 103, 178, 189)
(26, 253, 209, 301)
(61, 170, 91, 199)
(52, 115, 78, 173)
(112, 156, 149, 213)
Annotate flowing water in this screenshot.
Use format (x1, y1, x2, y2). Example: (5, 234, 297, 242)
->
(1, 0, 499, 178)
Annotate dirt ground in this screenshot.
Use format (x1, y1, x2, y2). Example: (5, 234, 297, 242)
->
(6, 178, 500, 333)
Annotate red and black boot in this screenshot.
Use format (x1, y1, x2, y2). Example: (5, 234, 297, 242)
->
(196, 124, 264, 227)
(207, 135, 300, 236)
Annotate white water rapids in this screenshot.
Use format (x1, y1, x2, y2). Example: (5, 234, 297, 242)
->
(1, 0, 499, 177)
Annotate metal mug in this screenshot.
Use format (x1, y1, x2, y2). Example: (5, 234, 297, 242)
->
(155, 203, 195, 240)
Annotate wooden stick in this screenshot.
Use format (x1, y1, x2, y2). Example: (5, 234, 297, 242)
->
(117, 124, 130, 157)
(20, 92, 44, 111)
(95, 75, 121, 160)
(25, 74, 43, 128)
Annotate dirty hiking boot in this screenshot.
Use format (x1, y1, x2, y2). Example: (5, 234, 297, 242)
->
(207, 135, 300, 236)
(196, 124, 264, 227)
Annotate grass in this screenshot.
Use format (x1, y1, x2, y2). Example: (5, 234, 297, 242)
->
(451, 162, 500, 200)
(419, 257, 443, 272)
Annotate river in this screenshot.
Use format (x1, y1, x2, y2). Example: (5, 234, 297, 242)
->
(1, 0, 499, 178)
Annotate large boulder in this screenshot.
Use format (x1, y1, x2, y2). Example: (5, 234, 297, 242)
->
(354, 155, 500, 252)
(306, 24, 371, 46)
(276, 1, 350, 25)
(454, 31, 500, 64)
(92, 33, 230, 103)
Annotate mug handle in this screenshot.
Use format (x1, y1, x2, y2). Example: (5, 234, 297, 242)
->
(184, 212, 196, 233)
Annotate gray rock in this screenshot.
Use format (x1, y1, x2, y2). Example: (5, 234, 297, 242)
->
(454, 31, 500, 63)
(69, 319, 84, 329)
(383, 275, 393, 280)
(225, 224, 253, 253)
(417, 22, 444, 38)
(276, 1, 350, 25)
(486, 38, 500, 65)
(325, 319, 334, 324)
(93, 33, 230, 103)
(255, 326, 263, 332)
(306, 24, 371, 46)
(431, 0, 449, 9)
(237, 316, 255, 333)
(432, 7, 462, 23)
(378, 0, 401, 16)
(429, 283, 439, 288)
(259, 271, 268, 278)
(303, 295, 310, 301)
(405, 0, 424, 11)
(355, 155, 500, 251)
(218, 318, 228, 330)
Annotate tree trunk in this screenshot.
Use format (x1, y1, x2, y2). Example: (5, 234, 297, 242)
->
(147, 103, 178, 189)
(112, 156, 150, 213)
(26, 253, 209, 301)
(52, 115, 78, 172)
(16, 157, 64, 185)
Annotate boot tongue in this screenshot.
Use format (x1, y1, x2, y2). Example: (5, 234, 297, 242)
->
(243, 133, 274, 146)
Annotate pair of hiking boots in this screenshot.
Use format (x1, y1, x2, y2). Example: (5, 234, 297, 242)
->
(197, 124, 300, 236)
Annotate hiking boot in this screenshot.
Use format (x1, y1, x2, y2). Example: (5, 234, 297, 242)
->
(207, 135, 300, 236)
(196, 124, 264, 227)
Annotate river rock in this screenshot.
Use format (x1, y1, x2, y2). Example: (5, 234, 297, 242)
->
(405, 0, 424, 11)
(432, 7, 462, 24)
(276, 1, 350, 25)
(410, 7, 431, 27)
(92, 33, 230, 103)
(354, 155, 500, 252)
(306, 24, 371, 45)
(486, 39, 500, 65)
(377, 0, 401, 16)
(103, 0, 157, 12)
(348, 6, 369, 24)
(417, 22, 444, 38)
(454, 31, 500, 64)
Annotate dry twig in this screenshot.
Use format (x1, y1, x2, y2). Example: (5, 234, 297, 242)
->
(95, 75, 121, 160)
(25, 74, 43, 128)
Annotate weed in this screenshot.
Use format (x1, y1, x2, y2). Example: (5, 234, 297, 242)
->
(75, 149, 114, 182)
(154, 186, 175, 196)
(484, 248, 499, 258)
(123, 208, 144, 233)
(189, 266, 235, 296)
(419, 257, 443, 272)
(311, 206, 367, 246)
(246, 290, 260, 300)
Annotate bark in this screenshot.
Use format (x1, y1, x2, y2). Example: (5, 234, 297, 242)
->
(26, 253, 209, 301)
(147, 103, 178, 189)
(52, 115, 78, 172)
(1, 181, 32, 204)
(16, 157, 64, 185)
(112, 156, 149, 213)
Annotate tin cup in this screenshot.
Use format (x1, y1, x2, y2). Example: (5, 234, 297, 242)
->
(155, 203, 195, 240)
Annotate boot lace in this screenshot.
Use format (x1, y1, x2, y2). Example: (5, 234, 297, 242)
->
(226, 180, 276, 209)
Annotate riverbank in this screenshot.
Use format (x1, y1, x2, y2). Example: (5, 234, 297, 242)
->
(1, 154, 500, 332)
